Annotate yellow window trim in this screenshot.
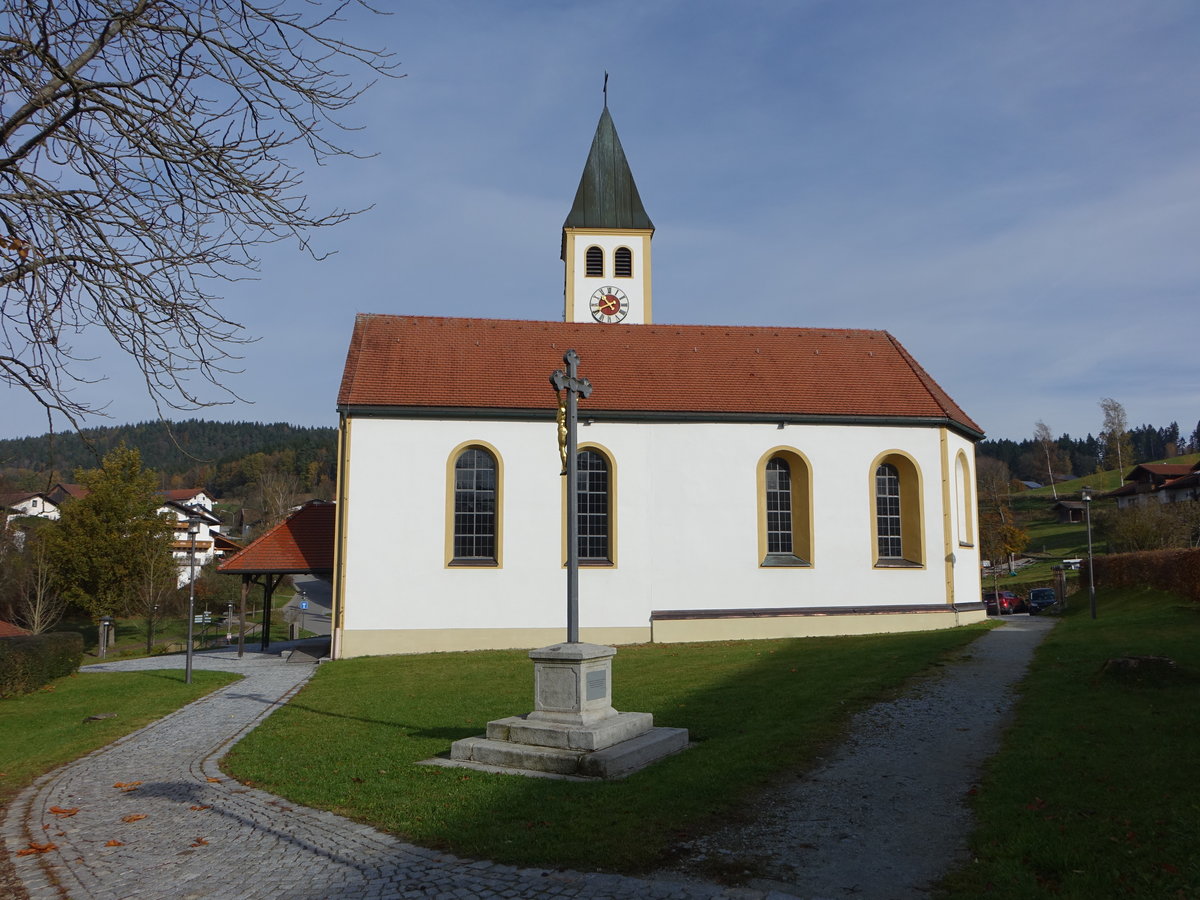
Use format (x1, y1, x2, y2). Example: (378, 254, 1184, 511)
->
(755, 446, 814, 568)
(869, 450, 925, 569)
(955, 449, 976, 547)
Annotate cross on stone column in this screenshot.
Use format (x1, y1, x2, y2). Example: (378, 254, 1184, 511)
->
(550, 349, 593, 644)
(441, 348, 688, 779)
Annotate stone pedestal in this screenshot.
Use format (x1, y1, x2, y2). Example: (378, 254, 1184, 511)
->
(528, 642, 617, 726)
(441, 642, 688, 780)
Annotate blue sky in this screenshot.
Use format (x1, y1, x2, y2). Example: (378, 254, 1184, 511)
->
(4, 0, 1199, 446)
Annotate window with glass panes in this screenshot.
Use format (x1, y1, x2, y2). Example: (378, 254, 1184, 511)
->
(453, 448, 496, 561)
(576, 450, 609, 561)
(765, 457, 793, 554)
(875, 463, 903, 558)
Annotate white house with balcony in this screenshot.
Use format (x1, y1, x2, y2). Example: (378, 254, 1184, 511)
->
(160, 498, 223, 587)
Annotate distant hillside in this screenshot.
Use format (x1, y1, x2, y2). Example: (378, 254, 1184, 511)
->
(0, 420, 337, 497)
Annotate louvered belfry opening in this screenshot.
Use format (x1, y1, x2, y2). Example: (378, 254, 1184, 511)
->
(614, 246, 632, 277)
(585, 245, 604, 277)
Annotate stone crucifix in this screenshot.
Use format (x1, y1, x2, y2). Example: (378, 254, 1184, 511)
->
(550, 349, 593, 644)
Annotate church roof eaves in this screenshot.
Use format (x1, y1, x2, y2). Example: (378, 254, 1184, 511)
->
(563, 107, 654, 231)
(337, 315, 984, 439)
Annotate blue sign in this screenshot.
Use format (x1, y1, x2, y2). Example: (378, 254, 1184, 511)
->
(299, 600, 309, 610)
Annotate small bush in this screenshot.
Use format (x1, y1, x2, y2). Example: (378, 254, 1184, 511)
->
(0, 632, 85, 699)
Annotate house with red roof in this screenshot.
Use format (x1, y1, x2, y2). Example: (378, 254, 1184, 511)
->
(1105, 462, 1200, 507)
(0, 491, 59, 524)
(330, 104, 986, 659)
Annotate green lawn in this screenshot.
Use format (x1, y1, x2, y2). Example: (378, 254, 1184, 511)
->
(221, 627, 988, 872)
(937, 587, 1200, 899)
(0, 669, 239, 804)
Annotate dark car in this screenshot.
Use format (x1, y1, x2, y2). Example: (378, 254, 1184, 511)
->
(1027, 588, 1057, 614)
(982, 590, 1020, 615)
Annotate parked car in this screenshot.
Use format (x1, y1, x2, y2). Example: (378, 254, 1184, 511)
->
(1027, 588, 1057, 614)
(982, 590, 1020, 615)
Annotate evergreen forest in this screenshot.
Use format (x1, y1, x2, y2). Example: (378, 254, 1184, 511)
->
(978, 420, 1199, 484)
(0, 420, 337, 505)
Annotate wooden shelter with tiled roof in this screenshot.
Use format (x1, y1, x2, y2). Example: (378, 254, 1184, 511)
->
(218, 501, 335, 652)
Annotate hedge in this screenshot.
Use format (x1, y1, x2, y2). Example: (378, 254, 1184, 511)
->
(0, 631, 85, 699)
(1091, 548, 1200, 603)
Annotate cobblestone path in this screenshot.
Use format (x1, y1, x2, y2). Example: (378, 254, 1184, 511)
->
(3, 648, 790, 900)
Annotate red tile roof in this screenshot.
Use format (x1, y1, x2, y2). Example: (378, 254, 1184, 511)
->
(0, 619, 30, 637)
(213, 533, 243, 552)
(1164, 472, 1200, 492)
(159, 488, 211, 502)
(337, 315, 982, 437)
(0, 491, 43, 508)
(217, 502, 335, 574)
(50, 483, 88, 500)
(1126, 464, 1193, 480)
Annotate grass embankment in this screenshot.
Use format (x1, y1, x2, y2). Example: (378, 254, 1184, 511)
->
(223, 626, 987, 872)
(938, 587, 1200, 899)
(0, 669, 240, 805)
(1022, 452, 1200, 500)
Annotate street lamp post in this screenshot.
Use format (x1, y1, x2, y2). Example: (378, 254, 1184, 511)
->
(1081, 487, 1096, 619)
(98, 616, 114, 658)
(185, 515, 201, 684)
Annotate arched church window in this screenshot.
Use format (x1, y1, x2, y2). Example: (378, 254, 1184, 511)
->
(757, 449, 812, 566)
(452, 447, 498, 564)
(955, 452, 974, 546)
(585, 246, 604, 277)
(614, 246, 632, 278)
(871, 453, 924, 567)
(765, 457, 793, 554)
(577, 449, 610, 562)
(875, 463, 902, 560)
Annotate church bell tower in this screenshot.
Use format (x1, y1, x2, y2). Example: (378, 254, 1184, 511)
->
(562, 104, 654, 325)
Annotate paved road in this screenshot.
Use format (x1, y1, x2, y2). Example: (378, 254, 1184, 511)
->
(4, 619, 1054, 899)
(285, 575, 333, 637)
(2, 645, 784, 900)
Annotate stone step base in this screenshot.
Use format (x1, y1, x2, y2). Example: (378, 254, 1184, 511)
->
(486, 711, 653, 751)
(446, 726, 689, 780)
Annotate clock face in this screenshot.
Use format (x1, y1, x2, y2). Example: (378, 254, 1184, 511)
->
(590, 286, 630, 323)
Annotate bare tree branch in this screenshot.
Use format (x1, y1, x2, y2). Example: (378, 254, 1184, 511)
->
(0, 1, 398, 426)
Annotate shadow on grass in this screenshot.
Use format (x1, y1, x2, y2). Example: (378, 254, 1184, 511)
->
(279, 699, 479, 743)
(224, 626, 987, 874)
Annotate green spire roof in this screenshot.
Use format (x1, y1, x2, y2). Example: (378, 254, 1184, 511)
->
(564, 107, 654, 231)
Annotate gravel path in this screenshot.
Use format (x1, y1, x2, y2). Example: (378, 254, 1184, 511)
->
(658, 615, 1056, 898)
(3, 618, 1054, 899)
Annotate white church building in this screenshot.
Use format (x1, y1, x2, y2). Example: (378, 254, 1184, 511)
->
(330, 105, 986, 659)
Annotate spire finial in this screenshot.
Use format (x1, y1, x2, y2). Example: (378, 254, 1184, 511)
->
(603, 71, 608, 107)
